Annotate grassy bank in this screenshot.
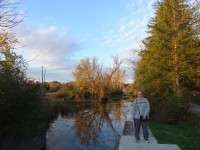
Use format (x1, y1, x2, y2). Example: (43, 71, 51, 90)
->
(149, 115, 200, 150)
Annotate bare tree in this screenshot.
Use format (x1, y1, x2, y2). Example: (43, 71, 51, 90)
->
(0, 0, 24, 66)
(98, 56, 125, 100)
(0, 0, 23, 29)
(73, 56, 125, 102)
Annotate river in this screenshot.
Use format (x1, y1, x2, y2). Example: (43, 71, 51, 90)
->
(46, 100, 132, 150)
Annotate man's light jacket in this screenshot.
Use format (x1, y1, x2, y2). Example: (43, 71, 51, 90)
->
(132, 97, 150, 119)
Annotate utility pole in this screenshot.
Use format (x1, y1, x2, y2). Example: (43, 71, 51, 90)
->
(42, 66, 46, 95)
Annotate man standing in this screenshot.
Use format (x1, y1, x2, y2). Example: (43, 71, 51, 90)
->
(132, 91, 150, 143)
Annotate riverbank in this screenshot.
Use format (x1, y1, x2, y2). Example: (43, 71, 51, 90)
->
(149, 114, 200, 150)
(0, 98, 83, 150)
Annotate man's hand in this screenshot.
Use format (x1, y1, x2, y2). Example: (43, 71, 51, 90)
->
(143, 116, 149, 120)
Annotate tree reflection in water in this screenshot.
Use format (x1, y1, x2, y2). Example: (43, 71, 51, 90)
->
(73, 100, 127, 149)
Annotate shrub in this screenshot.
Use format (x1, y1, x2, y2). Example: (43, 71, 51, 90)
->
(0, 79, 45, 137)
(150, 94, 190, 124)
(52, 89, 80, 101)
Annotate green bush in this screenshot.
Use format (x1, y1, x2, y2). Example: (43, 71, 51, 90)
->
(53, 89, 80, 101)
(0, 49, 54, 137)
(0, 79, 46, 137)
(150, 95, 190, 124)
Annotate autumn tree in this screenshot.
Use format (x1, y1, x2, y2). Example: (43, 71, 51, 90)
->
(73, 57, 102, 99)
(48, 81, 62, 92)
(73, 56, 125, 101)
(110, 56, 126, 91)
(104, 56, 126, 98)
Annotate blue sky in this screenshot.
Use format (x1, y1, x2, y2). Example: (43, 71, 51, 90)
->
(15, 0, 156, 82)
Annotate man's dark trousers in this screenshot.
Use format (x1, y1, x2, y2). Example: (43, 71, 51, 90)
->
(134, 119, 149, 141)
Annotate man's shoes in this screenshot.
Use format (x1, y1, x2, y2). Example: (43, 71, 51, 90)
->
(145, 140, 149, 143)
(136, 139, 140, 143)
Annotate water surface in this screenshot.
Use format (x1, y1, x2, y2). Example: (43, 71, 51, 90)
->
(46, 100, 132, 150)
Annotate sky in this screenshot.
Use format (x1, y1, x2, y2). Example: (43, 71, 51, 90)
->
(14, 0, 156, 83)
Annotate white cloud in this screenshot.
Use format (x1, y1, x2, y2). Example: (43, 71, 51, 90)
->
(26, 66, 76, 83)
(16, 24, 82, 82)
(126, 0, 143, 12)
(104, 0, 156, 54)
(103, 0, 156, 82)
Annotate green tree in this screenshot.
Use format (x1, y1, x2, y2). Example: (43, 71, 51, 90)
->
(133, 0, 200, 123)
(135, 0, 200, 97)
(0, 35, 43, 136)
(0, 1, 48, 139)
